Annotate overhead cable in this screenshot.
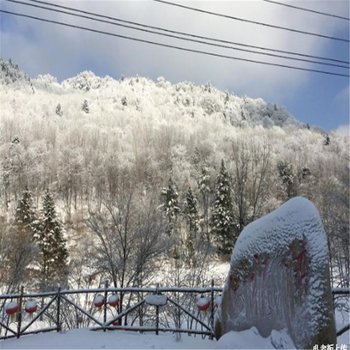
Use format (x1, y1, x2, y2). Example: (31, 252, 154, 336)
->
(1, 10, 348, 78)
(7, 0, 349, 69)
(263, 0, 350, 21)
(11, 0, 349, 65)
(153, 0, 350, 43)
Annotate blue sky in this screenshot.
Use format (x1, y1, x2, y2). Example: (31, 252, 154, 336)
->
(0, 0, 349, 132)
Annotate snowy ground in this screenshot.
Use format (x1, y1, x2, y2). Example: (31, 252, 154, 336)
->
(0, 325, 348, 349)
(0, 297, 348, 349)
(0, 327, 295, 349)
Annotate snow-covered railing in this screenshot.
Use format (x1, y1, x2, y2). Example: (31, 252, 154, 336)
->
(0, 285, 348, 340)
(0, 281, 222, 340)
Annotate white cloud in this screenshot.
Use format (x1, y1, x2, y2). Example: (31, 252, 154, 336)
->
(333, 124, 350, 137)
(0, 0, 349, 103)
(335, 84, 350, 104)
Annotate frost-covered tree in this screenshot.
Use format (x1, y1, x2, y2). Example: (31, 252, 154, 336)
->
(0, 191, 38, 292)
(277, 161, 295, 199)
(198, 166, 211, 241)
(56, 103, 63, 116)
(210, 160, 235, 257)
(121, 96, 127, 106)
(87, 185, 169, 315)
(82, 99, 89, 113)
(231, 141, 272, 231)
(324, 135, 330, 146)
(161, 177, 180, 236)
(15, 189, 37, 226)
(34, 190, 68, 290)
(1, 138, 26, 206)
(183, 187, 200, 264)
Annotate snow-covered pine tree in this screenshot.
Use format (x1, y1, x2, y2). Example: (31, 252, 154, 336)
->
(56, 103, 63, 116)
(6, 190, 38, 290)
(82, 99, 89, 113)
(183, 187, 199, 265)
(210, 160, 235, 257)
(277, 161, 295, 199)
(15, 189, 37, 226)
(161, 177, 180, 236)
(34, 190, 68, 290)
(198, 166, 211, 242)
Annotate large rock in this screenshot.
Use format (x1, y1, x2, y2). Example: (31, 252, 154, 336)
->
(215, 197, 336, 349)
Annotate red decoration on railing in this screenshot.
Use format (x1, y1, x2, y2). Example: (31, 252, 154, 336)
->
(25, 300, 37, 314)
(93, 294, 105, 308)
(5, 301, 18, 315)
(107, 294, 120, 307)
(196, 296, 210, 311)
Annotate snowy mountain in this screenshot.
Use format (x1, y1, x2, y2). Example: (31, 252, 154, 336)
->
(1, 58, 299, 129)
(0, 58, 348, 294)
(0, 59, 33, 92)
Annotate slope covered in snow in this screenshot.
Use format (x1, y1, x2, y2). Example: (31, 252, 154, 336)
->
(0, 58, 299, 129)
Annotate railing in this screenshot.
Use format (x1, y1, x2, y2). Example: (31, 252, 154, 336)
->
(332, 287, 350, 337)
(0, 281, 222, 340)
(0, 285, 349, 341)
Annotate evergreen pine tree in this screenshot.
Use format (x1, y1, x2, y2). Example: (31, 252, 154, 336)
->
(15, 190, 37, 227)
(8, 190, 38, 289)
(34, 190, 68, 290)
(210, 160, 235, 257)
(183, 187, 199, 265)
(56, 103, 63, 116)
(277, 161, 294, 199)
(82, 99, 89, 113)
(161, 177, 180, 236)
(198, 166, 211, 241)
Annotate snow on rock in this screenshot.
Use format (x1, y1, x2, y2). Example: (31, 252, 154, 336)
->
(217, 327, 295, 349)
(215, 197, 336, 349)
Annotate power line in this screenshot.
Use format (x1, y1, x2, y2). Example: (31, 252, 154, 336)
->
(7, 0, 349, 69)
(153, 0, 350, 43)
(263, 0, 350, 21)
(1, 10, 349, 78)
(13, 0, 349, 65)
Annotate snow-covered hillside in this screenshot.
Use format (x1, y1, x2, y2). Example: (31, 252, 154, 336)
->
(0, 59, 349, 348)
(1, 58, 299, 129)
(0, 58, 348, 296)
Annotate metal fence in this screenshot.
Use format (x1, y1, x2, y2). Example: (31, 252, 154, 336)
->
(0, 284, 349, 341)
(0, 281, 222, 340)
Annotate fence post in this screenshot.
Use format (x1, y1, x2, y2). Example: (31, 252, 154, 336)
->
(210, 279, 214, 340)
(17, 286, 24, 338)
(103, 280, 109, 332)
(155, 283, 159, 336)
(56, 287, 61, 332)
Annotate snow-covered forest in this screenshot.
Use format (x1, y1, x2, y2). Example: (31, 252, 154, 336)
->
(0, 58, 348, 294)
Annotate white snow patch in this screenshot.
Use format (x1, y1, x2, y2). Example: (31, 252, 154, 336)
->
(0, 327, 297, 349)
(217, 327, 295, 349)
